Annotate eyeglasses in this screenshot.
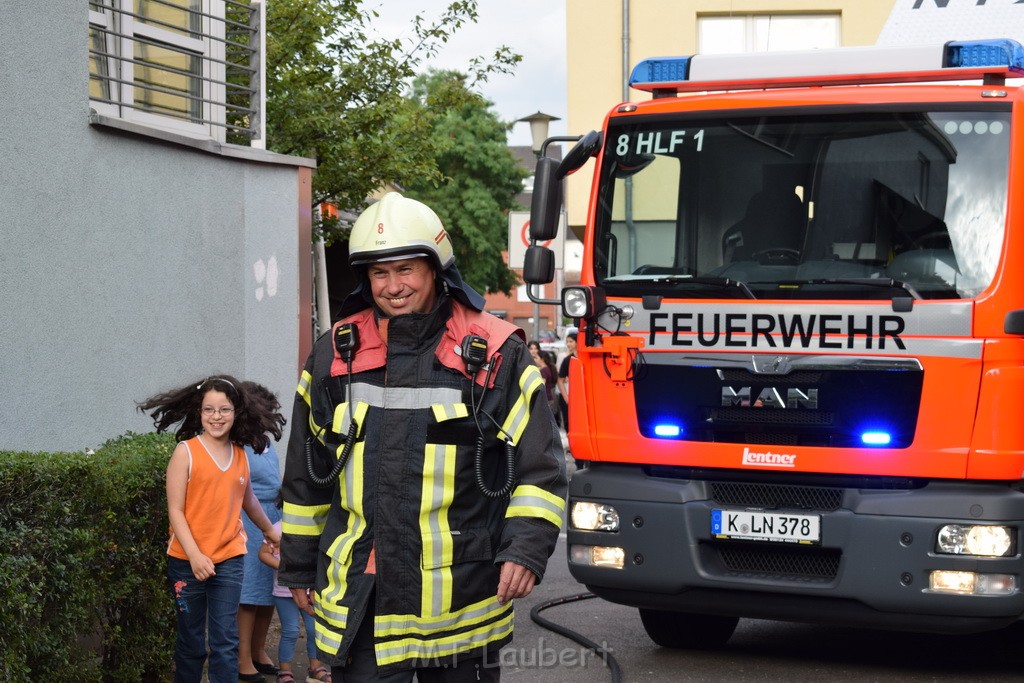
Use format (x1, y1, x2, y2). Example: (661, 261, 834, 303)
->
(201, 406, 235, 417)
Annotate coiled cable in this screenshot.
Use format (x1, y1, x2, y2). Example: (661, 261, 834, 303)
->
(304, 421, 356, 488)
(305, 367, 357, 488)
(469, 359, 517, 499)
(474, 436, 516, 499)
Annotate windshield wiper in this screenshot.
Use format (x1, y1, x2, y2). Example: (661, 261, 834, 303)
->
(760, 278, 922, 300)
(607, 274, 756, 299)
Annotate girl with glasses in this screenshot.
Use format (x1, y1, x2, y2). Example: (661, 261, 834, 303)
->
(139, 375, 285, 683)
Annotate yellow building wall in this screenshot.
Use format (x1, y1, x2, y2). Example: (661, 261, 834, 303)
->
(564, 0, 897, 231)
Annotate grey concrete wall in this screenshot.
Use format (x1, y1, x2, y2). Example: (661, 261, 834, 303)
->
(0, 1, 310, 455)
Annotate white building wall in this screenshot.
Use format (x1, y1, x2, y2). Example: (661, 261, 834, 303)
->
(0, 1, 313, 453)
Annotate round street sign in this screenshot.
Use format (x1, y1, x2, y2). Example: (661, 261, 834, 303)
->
(521, 219, 554, 249)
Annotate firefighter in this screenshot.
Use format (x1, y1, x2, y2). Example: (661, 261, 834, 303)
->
(279, 192, 567, 681)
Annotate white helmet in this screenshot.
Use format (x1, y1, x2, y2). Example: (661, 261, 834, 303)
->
(348, 192, 455, 270)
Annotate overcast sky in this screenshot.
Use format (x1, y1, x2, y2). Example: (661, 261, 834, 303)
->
(367, 0, 568, 148)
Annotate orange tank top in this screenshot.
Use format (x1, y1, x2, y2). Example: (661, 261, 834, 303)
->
(167, 437, 250, 564)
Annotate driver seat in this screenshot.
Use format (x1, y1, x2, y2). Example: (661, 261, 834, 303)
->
(722, 189, 806, 263)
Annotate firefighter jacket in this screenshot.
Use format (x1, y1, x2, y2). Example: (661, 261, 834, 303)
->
(279, 295, 568, 674)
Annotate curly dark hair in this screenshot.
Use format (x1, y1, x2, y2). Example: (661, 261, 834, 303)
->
(241, 380, 287, 444)
(138, 375, 284, 453)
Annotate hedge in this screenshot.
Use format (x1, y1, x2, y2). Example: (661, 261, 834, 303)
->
(0, 432, 177, 682)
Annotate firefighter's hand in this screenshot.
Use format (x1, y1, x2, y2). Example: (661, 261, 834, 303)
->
(291, 587, 316, 617)
(497, 562, 537, 605)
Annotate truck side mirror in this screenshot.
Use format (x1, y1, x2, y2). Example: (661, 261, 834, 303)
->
(530, 157, 562, 242)
(523, 245, 555, 285)
(557, 130, 603, 178)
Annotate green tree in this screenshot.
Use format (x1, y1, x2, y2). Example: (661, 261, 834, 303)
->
(264, 0, 520, 244)
(402, 71, 528, 295)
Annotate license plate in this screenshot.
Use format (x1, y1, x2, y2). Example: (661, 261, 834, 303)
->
(711, 509, 821, 544)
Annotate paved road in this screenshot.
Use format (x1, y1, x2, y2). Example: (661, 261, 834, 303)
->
(506, 535, 1024, 682)
(267, 537, 1024, 683)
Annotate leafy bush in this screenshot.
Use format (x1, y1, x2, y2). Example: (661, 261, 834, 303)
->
(0, 432, 177, 682)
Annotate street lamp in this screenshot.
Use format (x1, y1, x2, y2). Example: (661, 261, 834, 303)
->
(517, 111, 561, 342)
(517, 111, 561, 157)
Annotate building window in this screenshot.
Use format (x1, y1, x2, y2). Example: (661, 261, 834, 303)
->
(89, 0, 262, 144)
(698, 14, 840, 54)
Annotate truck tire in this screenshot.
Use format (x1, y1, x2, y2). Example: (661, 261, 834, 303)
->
(638, 608, 738, 649)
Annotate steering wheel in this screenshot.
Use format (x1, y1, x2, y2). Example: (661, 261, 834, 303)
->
(752, 248, 801, 265)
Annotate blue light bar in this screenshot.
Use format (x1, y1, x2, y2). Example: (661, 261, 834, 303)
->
(861, 431, 892, 447)
(945, 39, 1024, 70)
(629, 57, 691, 89)
(627, 38, 1024, 95)
(653, 424, 682, 438)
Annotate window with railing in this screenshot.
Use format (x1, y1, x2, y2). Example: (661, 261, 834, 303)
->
(88, 0, 262, 145)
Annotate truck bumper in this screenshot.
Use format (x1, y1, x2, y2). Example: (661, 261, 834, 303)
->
(567, 463, 1024, 633)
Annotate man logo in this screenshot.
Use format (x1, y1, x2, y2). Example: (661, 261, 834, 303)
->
(722, 387, 818, 409)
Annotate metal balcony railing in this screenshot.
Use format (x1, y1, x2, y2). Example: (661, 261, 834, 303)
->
(88, 0, 261, 144)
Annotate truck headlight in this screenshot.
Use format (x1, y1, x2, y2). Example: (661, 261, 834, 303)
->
(571, 501, 620, 531)
(562, 286, 606, 319)
(570, 544, 625, 569)
(929, 571, 1015, 595)
(936, 524, 1015, 557)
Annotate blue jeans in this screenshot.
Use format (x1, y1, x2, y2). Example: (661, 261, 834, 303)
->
(274, 595, 317, 663)
(167, 555, 244, 683)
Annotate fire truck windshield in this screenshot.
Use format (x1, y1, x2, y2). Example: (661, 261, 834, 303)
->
(594, 107, 1010, 300)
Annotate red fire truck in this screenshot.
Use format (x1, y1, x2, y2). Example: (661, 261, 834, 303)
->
(524, 39, 1024, 647)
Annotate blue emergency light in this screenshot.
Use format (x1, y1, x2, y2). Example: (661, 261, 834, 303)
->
(629, 56, 691, 89)
(860, 431, 893, 447)
(945, 39, 1024, 69)
(653, 424, 683, 438)
(629, 38, 1024, 94)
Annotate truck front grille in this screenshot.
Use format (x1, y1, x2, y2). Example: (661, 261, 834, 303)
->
(703, 541, 841, 581)
(711, 481, 843, 511)
(711, 407, 835, 426)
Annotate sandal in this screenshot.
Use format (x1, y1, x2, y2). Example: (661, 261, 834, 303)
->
(307, 666, 331, 683)
(276, 672, 294, 683)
